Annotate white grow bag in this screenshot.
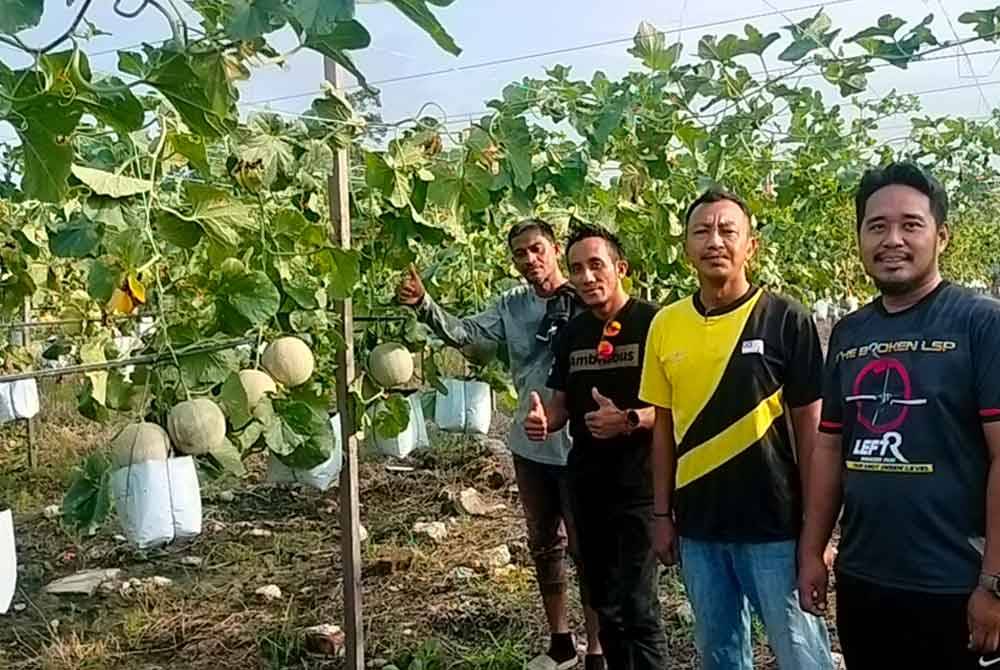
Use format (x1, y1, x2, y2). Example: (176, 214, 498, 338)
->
(0, 509, 15, 615)
(371, 394, 429, 459)
(0, 379, 40, 425)
(435, 378, 492, 435)
(267, 414, 344, 491)
(111, 456, 202, 549)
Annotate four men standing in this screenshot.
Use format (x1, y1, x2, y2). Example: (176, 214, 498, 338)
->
(401, 162, 1000, 669)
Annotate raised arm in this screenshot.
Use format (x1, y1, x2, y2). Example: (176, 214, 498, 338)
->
(397, 264, 506, 348)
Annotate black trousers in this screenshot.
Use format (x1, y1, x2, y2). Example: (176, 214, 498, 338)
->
(836, 571, 982, 669)
(571, 467, 667, 670)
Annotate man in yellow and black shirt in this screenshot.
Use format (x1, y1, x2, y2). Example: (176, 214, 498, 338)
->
(639, 188, 833, 670)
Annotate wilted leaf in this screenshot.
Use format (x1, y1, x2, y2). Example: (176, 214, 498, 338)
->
(71, 164, 151, 198)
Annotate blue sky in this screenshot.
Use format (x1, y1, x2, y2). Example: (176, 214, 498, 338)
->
(2, 0, 999, 143)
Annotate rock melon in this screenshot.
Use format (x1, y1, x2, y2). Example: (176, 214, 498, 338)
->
(262, 337, 314, 387)
(110, 422, 170, 468)
(238, 369, 277, 407)
(369, 342, 414, 388)
(167, 399, 226, 456)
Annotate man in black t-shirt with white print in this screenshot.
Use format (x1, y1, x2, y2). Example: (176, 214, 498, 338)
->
(524, 225, 667, 670)
(799, 162, 1000, 669)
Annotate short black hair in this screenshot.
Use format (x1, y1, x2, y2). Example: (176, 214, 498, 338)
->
(565, 224, 625, 262)
(507, 218, 556, 247)
(684, 186, 753, 228)
(855, 161, 948, 229)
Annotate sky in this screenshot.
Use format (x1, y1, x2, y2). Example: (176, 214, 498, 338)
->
(2, 0, 999, 144)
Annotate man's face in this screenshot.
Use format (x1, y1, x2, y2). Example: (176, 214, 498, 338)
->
(685, 200, 757, 283)
(510, 230, 560, 285)
(567, 237, 627, 308)
(858, 184, 948, 295)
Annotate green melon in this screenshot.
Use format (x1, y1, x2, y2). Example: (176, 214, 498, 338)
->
(262, 337, 315, 387)
(110, 422, 170, 468)
(167, 398, 227, 456)
(369, 342, 414, 388)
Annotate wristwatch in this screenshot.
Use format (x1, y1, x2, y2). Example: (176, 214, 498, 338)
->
(979, 572, 1000, 598)
(625, 409, 640, 432)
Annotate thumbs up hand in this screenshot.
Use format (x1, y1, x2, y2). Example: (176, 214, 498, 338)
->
(397, 263, 426, 306)
(585, 387, 627, 440)
(524, 391, 548, 442)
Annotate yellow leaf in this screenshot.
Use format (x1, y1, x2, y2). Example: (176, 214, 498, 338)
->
(127, 274, 146, 304)
(108, 288, 134, 315)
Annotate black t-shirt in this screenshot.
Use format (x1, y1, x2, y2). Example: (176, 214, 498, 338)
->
(821, 282, 1000, 594)
(548, 298, 660, 498)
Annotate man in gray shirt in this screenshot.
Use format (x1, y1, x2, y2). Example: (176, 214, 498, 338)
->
(398, 219, 601, 670)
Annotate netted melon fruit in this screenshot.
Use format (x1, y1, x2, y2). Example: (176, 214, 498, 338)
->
(238, 369, 277, 407)
(111, 422, 170, 468)
(167, 399, 226, 456)
(461, 340, 498, 366)
(261, 337, 315, 387)
(369, 342, 414, 388)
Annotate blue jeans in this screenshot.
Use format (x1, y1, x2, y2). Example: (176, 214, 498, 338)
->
(679, 538, 832, 670)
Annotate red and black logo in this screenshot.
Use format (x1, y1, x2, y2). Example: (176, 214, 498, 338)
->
(845, 358, 927, 434)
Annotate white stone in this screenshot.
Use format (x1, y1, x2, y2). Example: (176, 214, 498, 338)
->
(218, 490, 235, 503)
(113, 534, 127, 542)
(43, 505, 60, 520)
(255, 584, 283, 601)
(149, 576, 172, 587)
(455, 487, 505, 516)
(449, 567, 475, 580)
(481, 545, 511, 569)
(412, 521, 448, 542)
(249, 528, 272, 538)
(180, 556, 204, 568)
(12, 603, 25, 612)
(44, 569, 122, 596)
(358, 524, 369, 543)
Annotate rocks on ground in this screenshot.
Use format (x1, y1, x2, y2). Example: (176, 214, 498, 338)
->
(454, 487, 506, 516)
(255, 584, 283, 601)
(412, 521, 448, 542)
(44, 569, 121, 596)
(303, 624, 345, 657)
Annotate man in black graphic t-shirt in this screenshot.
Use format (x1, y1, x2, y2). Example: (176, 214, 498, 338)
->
(524, 226, 667, 670)
(799, 162, 1000, 669)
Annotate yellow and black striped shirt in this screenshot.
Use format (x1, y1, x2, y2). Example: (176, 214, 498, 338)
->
(639, 286, 823, 541)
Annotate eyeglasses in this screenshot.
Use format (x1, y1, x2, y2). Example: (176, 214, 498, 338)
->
(597, 320, 622, 360)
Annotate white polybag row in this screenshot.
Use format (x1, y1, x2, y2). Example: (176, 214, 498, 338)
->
(0, 509, 15, 615)
(111, 456, 202, 549)
(0, 379, 40, 425)
(372, 379, 493, 460)
(265, 378, 493, 489)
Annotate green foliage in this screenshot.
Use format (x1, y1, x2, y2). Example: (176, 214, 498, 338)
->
(62, 452, 113, 535)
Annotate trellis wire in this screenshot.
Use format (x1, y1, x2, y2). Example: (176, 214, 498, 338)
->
(0, 337, 255, 384)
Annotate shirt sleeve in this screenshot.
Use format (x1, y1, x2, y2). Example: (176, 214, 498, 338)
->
(546, 325, 570, 391)
(416, 293, 507, 349)
(819, 324, 844, 434)
(782, 302, 825, 408)
(639, 313, 673, 409)
(972, 301, 1000, 424)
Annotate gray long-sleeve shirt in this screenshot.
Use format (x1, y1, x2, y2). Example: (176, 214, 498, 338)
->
(417, 285, 572, 466)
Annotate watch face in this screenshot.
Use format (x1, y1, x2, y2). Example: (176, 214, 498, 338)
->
(627, 410, 640, 428)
